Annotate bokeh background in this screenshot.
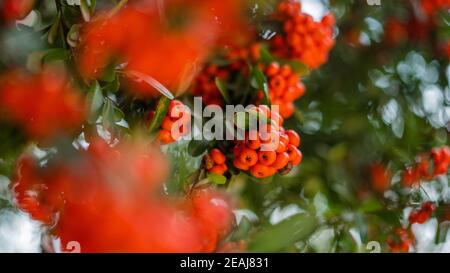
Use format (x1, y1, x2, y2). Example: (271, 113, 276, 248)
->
(1, 0, 450, 253)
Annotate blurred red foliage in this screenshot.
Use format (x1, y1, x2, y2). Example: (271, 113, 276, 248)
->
(1, 0, 35, 23)
(76, 0, 248, 97)
(0, 69, 86, 141)
(369, 163, 391, 193)
(12, 138, 234, 252)
(420, 0, 450, 17)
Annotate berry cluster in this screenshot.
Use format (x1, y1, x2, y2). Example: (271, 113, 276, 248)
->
(1, 0, 35, 24)
(192, 64, 230, 106)
(191, 44, 261, 106)
(148, 100, 191, 145)
(270, 1, 335, 69)
(257, 62, 305, 118)
(204, 149, 229, 175)
(232, 106, 302, 178)
(402, 146, 450, 187)
(387, 228, 414, 253)
(387, 202, 435, 252)
(409, 202, 435, 225)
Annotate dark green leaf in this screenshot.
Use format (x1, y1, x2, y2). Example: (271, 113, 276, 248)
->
(42, 48, 69, 64)
(250, 67, 270, 105)
(215, 77, 231, 104)
(47, 13, 61, 45)
(87, 81, 104, 124)
(260, 45, 275, 64)
(102, 98, 115, 130)
(187, 140, 210, 157)
(101, 66, 116, 83)
(231, 216, 252, 241)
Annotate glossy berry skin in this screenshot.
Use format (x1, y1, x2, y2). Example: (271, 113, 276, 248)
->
(204, 149, 228, 175)
(232, 105, 303, 179)
(256, 62, 305, 119)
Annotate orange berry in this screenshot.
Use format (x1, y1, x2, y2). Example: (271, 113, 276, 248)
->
(279, 133, 290, 146)
(276, 141, 287, 153)
(248, 139, 262, 150)
(266, 62, 280, 77)
(269, 75, 286, 93)
(233, 159, 249, 171)
(271, 152, 290, 170)
(158, 130, 175, 144)
(258, 150, 277, 166)
(285, 130, 300, 147)
(209, 164, 228, 175)
(161, 117, 174, 131)
(280, 102, 295, 118)
(287, 74, 299, 86)
(291, 150, 302, 166)
(286, 144, 301, 161)
(279, 64, 292, 77)
(210, 148, 226, 165)
(233, 144, 244, 157)
(250, 164, 272, 178)
(238, 148, 258, 167)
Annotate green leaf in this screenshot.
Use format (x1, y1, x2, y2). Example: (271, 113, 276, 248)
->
(250, 67, 270, 105)
(47, 13, 61, 45)
(231, 216, 252, 241)
(165, 141, 203, 194)
(103, 75, 120, 93)
(100, 66, 116, 83)
(283, 60, 310, 77)
(102, 98, 115, 130)
(260, 45, 275, 64)
(148, 96, 170, 134)
(80, 0, 91, 22)
(359, 198, 383, 213)
(113, 106, 124, 122)
(87, 81, 104, 124)
(67, 24, 80, 48)
(187, 140, 210, 157)
(89, 0, 97, 13)
(42, 48, 69, 64)
(207, 172, 227, 185)
(248, 213, 317, 252)
(215, 77, 231, 104)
